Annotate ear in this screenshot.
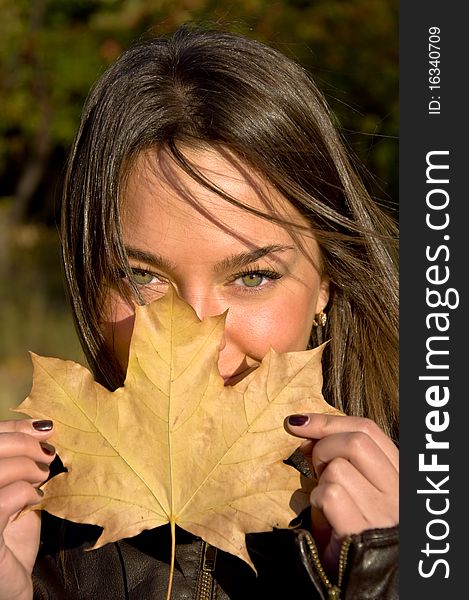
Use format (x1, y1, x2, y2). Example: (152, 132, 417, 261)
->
(315, 276, 330, 314)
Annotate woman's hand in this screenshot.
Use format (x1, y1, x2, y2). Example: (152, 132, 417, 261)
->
(0, 419, 55, 600)
(286, 413, 399, 578)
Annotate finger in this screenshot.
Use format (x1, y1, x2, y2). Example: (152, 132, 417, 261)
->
(0, 457, 50, 489)
(0, 419, 53, 436)
(0, 432, 56, 464)
(315, 456, 399, 527)
(0, 482, 43, 532)
(2, 508, 41, 582)
(285, 413, 398, 469)
(310, 480, 367, 538)
(311, 432, 398, 491)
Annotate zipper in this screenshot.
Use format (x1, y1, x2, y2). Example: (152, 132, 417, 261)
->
(193, 541, 217, 600)
(304, 533, 351, 600)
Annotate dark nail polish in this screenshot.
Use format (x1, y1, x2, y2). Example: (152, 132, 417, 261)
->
(36, 488, 44, 497)
(37, 462, 50, 472)
(40, 442, 55, 456)
(288, 414, 309, 427)
(33, 420, 53, 431)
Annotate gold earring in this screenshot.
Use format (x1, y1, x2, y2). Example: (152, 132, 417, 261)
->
(313, 310, 327, 327)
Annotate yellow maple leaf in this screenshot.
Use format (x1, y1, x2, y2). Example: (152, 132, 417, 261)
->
(16, 287, 341, 597)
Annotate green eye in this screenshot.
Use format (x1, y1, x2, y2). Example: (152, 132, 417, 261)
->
(233, 268, 282, 289)
(131, 269, 155, 285)
(241, 273, 264, 287)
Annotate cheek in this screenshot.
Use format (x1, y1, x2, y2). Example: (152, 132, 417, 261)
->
(100, 293, 135, 371)
(225, 294, 315, 360)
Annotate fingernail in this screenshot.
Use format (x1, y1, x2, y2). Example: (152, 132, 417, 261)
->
(40, 442, 55, 456)
(36, 488, 44, 497)
(33, 420, 53, 431)
(36, 462, 50, 472)
(287, 414, 310, 427)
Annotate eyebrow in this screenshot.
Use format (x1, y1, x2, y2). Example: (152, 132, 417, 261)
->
(125, 247, 177, 271)
(213, 244, 295, 272)
(124, 244, 295, 273)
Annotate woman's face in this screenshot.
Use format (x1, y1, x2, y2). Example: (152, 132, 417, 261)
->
(102, 148, 329, 385)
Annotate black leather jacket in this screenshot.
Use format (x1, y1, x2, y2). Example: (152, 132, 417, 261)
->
(32, 511, 398, 599)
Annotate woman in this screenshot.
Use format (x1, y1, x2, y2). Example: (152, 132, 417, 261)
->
(0, 24, 398, 599)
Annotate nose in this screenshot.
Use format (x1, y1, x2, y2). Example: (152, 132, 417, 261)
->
(177, 286, 227, 321)
(179, 287, 228, 351)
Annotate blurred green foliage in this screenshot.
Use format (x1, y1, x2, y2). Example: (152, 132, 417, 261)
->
(0, 0, 398, 219)
(0, 0, 398, 416)
(0, 213, 85, 418)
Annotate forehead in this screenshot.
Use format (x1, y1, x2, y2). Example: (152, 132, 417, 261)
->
(122, 147, 308, 234)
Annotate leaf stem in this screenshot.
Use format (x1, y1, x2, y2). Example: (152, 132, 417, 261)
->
(166, 518, 176, 600)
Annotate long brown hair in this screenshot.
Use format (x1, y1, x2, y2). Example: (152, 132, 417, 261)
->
(61, 23, 398, 441)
